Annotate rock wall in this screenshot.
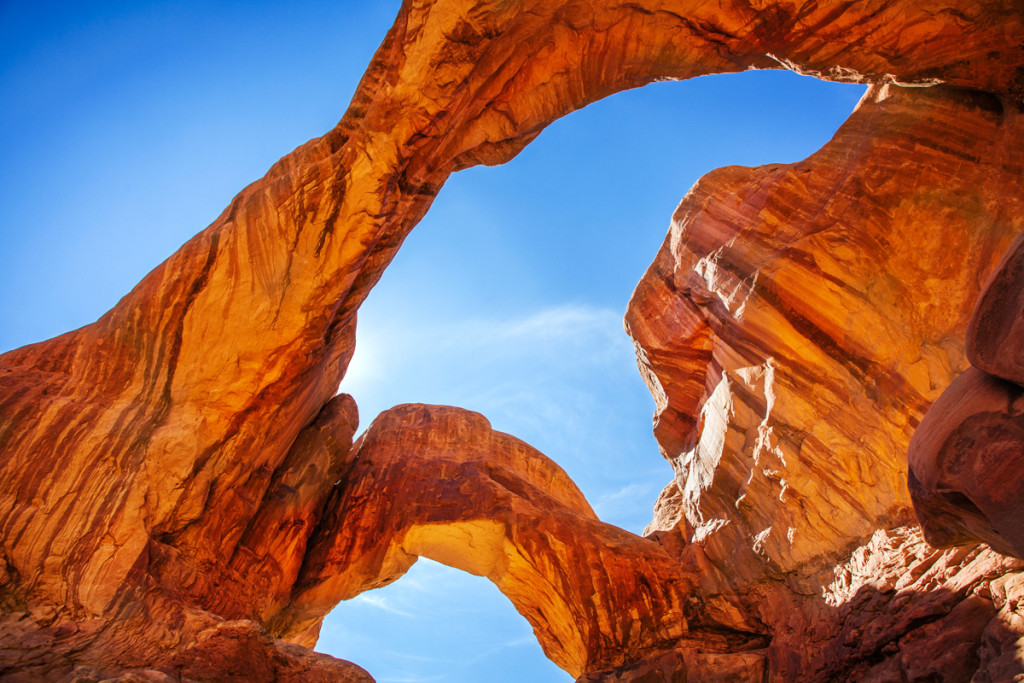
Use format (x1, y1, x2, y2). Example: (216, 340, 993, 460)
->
(623, 80, 1024, 679)
(909, 229, 1024, 560)
(1, 0, 1023, 681)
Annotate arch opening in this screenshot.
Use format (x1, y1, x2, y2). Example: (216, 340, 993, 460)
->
(327, 70, 865, 681)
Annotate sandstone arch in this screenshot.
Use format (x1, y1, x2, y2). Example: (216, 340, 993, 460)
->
(2, 1, 1024, 680)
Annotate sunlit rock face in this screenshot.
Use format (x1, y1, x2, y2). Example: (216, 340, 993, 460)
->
(1, 0, 1024, 681)
(628, 81, 1022, 587)
(625, 80, 1024, 679)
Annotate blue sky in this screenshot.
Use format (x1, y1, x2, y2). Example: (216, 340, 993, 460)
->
(0, 2, 865, 681)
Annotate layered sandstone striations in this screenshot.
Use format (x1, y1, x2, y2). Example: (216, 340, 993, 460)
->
(627, 81, 1023, 588)
(1, 0, 1024, 681)
(623, 81, 1024, 679)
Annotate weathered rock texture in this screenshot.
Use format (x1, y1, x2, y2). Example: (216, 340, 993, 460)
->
(968, 230, 1024, 387)
(622, 80, 1024, 679)
(279, 404, 717, 679)
(909, 229, 1024, 561)
(2, 0, 1024, 681)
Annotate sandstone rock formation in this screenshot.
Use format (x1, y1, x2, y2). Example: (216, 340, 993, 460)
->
(621, 80, 1024, 679)
(968, 231, 1024, 387)
(277, 404, 710, 679)
(2, 0, 1024, 681)
(908, 229, 1024, 560)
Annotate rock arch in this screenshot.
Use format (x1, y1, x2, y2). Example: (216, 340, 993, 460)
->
(2, 1, 1023, 680)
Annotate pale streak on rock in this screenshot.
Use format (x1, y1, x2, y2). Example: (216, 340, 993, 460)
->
(629, 83, 1022, 575)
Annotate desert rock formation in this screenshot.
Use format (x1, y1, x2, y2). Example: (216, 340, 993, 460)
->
(2, 0, 1024, 681)
(624, 79, 1024, 679)
(909, 229, 1024, 562)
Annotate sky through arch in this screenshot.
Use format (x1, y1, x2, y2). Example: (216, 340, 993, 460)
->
(0, 2, 865, 681)
(329, 70, 865, 682)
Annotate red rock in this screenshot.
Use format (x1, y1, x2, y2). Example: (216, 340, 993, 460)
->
(968, 229, 1024, 386)
(628, 83, 1022, 575)
(772, 527, 1024, 682)
(0, 0, 1023, 680)
(273, 404, 720, 678)
(908, 367, 1024, 558)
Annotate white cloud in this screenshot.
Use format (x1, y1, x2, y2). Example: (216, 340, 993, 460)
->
(598, 482, 654, 505)
(592, 482, 659, 524)
(451, 304, 626, 347)
(337, 303, 640, 428)
(351, 592, 415, 617)
(342, 303, 631, 374)
(466, 635, 543, 664)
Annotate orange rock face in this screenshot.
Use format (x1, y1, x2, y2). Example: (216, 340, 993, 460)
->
(628, 80, 1022, 583)
(623, 81, 1024, 680)
(1, 0, 1024, 681)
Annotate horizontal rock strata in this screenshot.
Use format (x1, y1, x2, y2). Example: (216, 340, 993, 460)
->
(1, 0, 1023, 681)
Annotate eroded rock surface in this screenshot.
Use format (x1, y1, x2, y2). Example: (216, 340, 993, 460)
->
(968, 230, 1024, 387)
(909, 368, 1024, 559)
(628, 81, 1022, 583)
(623, 80, 1024, 680)
(2, 0, 1024, 681)
(773, 527, 1024, 682)
(908, 227, 1024, 562)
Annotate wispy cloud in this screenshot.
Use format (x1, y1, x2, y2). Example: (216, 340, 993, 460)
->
(592, 482, 659, 522)
(351, 592, 415, 617)
(598, 482, 654, 505)
(449, 304, 627, 348)
(373, 650, 458, 664)
(465, 634, 542, 664)
(338, 303, 641, 437)
(341, 303, 632, 392)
